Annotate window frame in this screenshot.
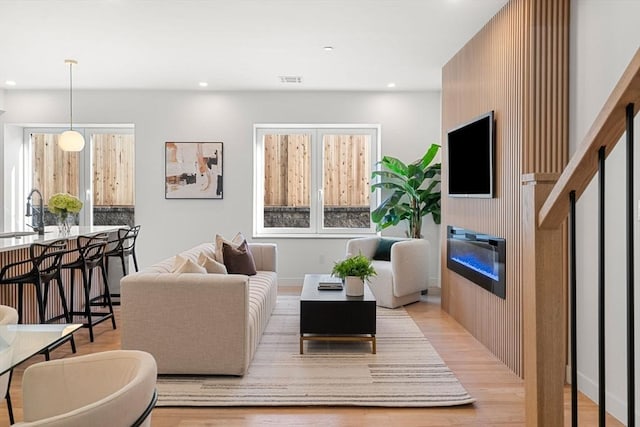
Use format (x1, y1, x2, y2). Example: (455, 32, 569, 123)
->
(23, 126, 134, 226)
(253, 124, 381, 238)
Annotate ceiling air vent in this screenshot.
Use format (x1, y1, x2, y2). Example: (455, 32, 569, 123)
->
(278, 75, 303, 84)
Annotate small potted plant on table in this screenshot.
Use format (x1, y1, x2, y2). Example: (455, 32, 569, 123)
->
(331, 254, 376, 297)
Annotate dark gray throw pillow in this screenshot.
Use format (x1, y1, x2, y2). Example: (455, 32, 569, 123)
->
(372, 238, 401, 261)
(222, 240, 257, 276)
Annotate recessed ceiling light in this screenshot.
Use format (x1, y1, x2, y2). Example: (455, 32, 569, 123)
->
(199, 82, 208, 87)
(387, 82, 396, 88)
(5, 80, 16, 86)
(323, 46, 334, 51)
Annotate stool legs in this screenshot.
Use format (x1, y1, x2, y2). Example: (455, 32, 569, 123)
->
(42, 275, 72, 323)
(17, 286, 24, 325)
(99, 263, 117, 330)
(16, 280, 72, 327)
(18, 281, 76, 356)
(132, 249, 139, 272)
(69, 263, 116, 343)
(81, 267, 94, 342)
(41, 276, 76, 355)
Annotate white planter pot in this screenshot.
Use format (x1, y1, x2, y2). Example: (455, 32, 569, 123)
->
(345, 276, 364, 297)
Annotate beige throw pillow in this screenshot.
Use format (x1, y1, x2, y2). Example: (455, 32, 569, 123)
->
(214, 232, 245, 263)
(200, 244, 217, 261)
(197, 252, 228, 274)
(172, 254, 189, 272)
(173, 257, 207, 274)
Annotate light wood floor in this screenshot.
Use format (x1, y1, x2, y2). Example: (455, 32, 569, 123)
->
(0, 288, 623, 427)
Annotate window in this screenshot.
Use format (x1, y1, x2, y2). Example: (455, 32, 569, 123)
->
(254, 124, 380, 237)
(24, 127, 135, 226)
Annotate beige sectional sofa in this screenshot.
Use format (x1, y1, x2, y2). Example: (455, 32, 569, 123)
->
(120, 242, 277, 376)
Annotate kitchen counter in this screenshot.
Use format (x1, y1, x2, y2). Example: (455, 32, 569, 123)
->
(0, 225, 130, 323)
(0, 225, 125, 253)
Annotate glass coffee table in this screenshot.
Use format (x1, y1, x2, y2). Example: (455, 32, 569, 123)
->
(0, 323, 82, 376)
(299, 274, 376, 354)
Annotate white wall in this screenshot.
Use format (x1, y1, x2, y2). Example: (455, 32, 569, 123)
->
(0, 90, 442, 286)
(571, 0, 640, 424)
(2, 125, 24, 231)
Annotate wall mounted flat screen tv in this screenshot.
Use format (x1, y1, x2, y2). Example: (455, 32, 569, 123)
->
(447, 110, 495, 198)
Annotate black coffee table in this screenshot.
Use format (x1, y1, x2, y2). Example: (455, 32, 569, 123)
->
(299, 274, 376, 354)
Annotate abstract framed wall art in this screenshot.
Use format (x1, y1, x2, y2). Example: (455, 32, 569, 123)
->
(165, 142, 223, 199)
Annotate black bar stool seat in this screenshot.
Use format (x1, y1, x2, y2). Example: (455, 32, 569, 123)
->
(61, 233, 116, 342)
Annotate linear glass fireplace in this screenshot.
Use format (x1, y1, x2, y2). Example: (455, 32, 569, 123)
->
(446, 226, 506, 299)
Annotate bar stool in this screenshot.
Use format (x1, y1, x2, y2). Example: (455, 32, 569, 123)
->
(104, 225, 140, 304)
(61, 233, 116, 342)
(105, 225, 140, 275)
(0, 239, 71, 325)
(0, 239, 76, 359)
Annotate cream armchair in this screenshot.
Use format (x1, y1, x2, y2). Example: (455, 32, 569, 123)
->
(346, 237, 429, 309)
(14, 350, 157, 427)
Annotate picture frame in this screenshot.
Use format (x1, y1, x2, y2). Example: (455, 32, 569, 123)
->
(165, 142, 223, 199)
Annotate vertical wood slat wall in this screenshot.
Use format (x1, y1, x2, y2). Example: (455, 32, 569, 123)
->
(441, 0, 569, 377)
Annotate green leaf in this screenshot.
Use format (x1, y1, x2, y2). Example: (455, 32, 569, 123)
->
(379, 156, 408, 176)
(370, 145, 442, 235)
(419, 144, 441, 170)
(371, 191, 403, 223)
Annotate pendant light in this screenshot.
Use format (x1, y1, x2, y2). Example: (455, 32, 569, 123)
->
(58, 59, 85, 152)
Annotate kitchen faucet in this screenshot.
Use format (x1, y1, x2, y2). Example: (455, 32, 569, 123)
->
(26, 188, 45, 235)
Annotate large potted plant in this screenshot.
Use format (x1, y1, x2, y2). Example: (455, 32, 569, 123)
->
(331, 254, 376, 297)
(370, 144, 441, 238)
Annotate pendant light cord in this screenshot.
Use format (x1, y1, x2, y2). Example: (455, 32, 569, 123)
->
(69, 61, 74, 131)
(59, 59, 84, 152)
(64, 58, 78, 131)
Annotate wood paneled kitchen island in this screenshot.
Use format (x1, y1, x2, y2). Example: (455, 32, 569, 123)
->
(0, 226, 127, 324)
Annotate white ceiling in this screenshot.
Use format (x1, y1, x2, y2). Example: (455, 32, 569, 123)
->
(0, 0, 509, 91)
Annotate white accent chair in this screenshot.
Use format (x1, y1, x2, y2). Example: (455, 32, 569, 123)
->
(14, 350, 157, 427)
(0, 305, 18, 424)
(346, 237, 430, 309)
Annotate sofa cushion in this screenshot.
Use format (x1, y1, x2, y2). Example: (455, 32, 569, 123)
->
(372, 238, 400, 261)
(173, 257, 207, 274)
(215, 232, 245, 263)
(223, 240, 257, 275)
(197, 252, 228, 274)
(200, 244, 217, 261)
(172, 254, 188, 272)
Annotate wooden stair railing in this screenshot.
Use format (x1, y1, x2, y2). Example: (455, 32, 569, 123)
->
(529, 47, 640, 427)
(539, 47, 640, 230)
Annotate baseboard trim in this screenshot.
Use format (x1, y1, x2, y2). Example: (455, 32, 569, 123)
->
(426, 286, 441, 296)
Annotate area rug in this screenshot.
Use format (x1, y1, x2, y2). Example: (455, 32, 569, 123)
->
(156, 296, 475, 407)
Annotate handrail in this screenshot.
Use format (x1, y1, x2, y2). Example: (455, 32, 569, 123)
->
(539, 47, 640, 229)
